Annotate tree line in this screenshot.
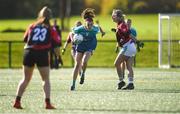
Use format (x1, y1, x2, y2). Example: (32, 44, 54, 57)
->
(0, 0, 179, 18)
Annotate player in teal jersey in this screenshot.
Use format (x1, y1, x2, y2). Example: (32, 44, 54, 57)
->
(70, 8, 100, 91)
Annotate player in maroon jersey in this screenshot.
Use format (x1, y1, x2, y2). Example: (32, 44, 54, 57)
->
(62, 21, 82, 59)
(112, 9, 137, 90)
(13, 6, 60, 109)
(50, 19, 63, 69)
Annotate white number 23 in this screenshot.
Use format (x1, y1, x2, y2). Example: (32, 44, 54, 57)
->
(32, 28, 47, 42)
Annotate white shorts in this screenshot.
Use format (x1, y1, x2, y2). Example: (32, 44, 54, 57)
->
(120, 40, 136, 57)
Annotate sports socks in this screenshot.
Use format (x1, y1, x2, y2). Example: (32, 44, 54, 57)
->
(128, 76, 134, 84)
(15, 96, 21, 102)
(72, 80, 76, 87)
(81, 70, 85, 76)
(45, 98, 50, 104)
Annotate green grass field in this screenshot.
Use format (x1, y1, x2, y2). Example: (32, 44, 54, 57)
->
(0, 68, 180, 114)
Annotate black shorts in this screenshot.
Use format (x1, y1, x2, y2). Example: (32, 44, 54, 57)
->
(23, 49, 49, 67)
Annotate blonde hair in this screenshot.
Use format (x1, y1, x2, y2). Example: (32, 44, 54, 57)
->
(38, 6, 52, 20)
(112, 9, 123, 17)
(36, 6, 52, 26)
(112, 9, 125, 21)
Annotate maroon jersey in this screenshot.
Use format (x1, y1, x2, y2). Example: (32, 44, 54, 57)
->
(24, 23, 60, 50)
(53, 25, 62, 46)
(116, 21, 131, 47)
(66, 32, 76, 48)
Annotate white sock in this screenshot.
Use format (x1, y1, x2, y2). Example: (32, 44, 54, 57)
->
(128, 76, 133, 84)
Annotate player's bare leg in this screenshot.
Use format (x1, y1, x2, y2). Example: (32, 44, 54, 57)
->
(71, 52, 83, 90)
(122, 57, 135, 90)
(38, 66, 55, 109)
(13, 66, 34, 109)
(114, 53, 128, 89)
(80, 51, 92, 84)
(72, 50, 82, 77)
(121, 61, 126, 79)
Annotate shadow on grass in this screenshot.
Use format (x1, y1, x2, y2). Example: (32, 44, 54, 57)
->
(136, 88, 180, 93)
(0, 94, 15, 97)
(63, 108, 180, 114)
(68, 88, 180, 93)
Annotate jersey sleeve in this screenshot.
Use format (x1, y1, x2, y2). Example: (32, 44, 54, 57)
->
(93, 26, 100, 34)
(23, 24, 34, 42)
(72, 25, 83, 34)
(130, 28, 137, 38)
(72, 27, 78, 34)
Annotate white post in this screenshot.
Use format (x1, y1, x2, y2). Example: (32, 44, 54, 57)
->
(158, 13, 162, 68)
(158, 14, 170, 68)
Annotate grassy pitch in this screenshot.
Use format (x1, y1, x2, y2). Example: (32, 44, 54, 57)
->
(0, 68, 180, 114)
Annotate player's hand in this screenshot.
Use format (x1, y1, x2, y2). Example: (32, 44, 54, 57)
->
(111, 28, 116, 32)
(101, 32, 106, 37)
(136, 41, 144, 52)
(139, 41, 144, 48)
(62, 48, 66, 55)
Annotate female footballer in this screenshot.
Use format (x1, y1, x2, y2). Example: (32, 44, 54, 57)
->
(112, 9, 137, 90)
(115, 19, 138, 84)
(13, 6, 60, 109)
(62, 20, 105, 59)
(70, 8, 100, 91)
(62, 21, 82, 59)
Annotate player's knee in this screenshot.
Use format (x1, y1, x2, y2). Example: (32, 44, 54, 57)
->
(20, 78, 30, 86)
(75, 62, 81, 68)
(24, 77, 32, 83)
(82, 61, 88, 66)
(42, 79, 50, 85)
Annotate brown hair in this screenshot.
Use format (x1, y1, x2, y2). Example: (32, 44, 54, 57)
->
(81, 8, 95, 19)
(75, 21, 82, 27)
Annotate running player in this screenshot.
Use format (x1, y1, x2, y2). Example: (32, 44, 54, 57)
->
(13, 6, 60, 109)
(115, 19, 137, 80)
(112, 9, 137, 90)
(62, 21, 82, 60)
(70, 8, 100, 91)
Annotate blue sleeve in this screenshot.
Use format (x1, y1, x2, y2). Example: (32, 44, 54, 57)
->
(130, 28, 137, 37)
(93, 26, 100, 34)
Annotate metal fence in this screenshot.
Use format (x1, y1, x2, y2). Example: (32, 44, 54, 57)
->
(0, 40, 158, 68)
